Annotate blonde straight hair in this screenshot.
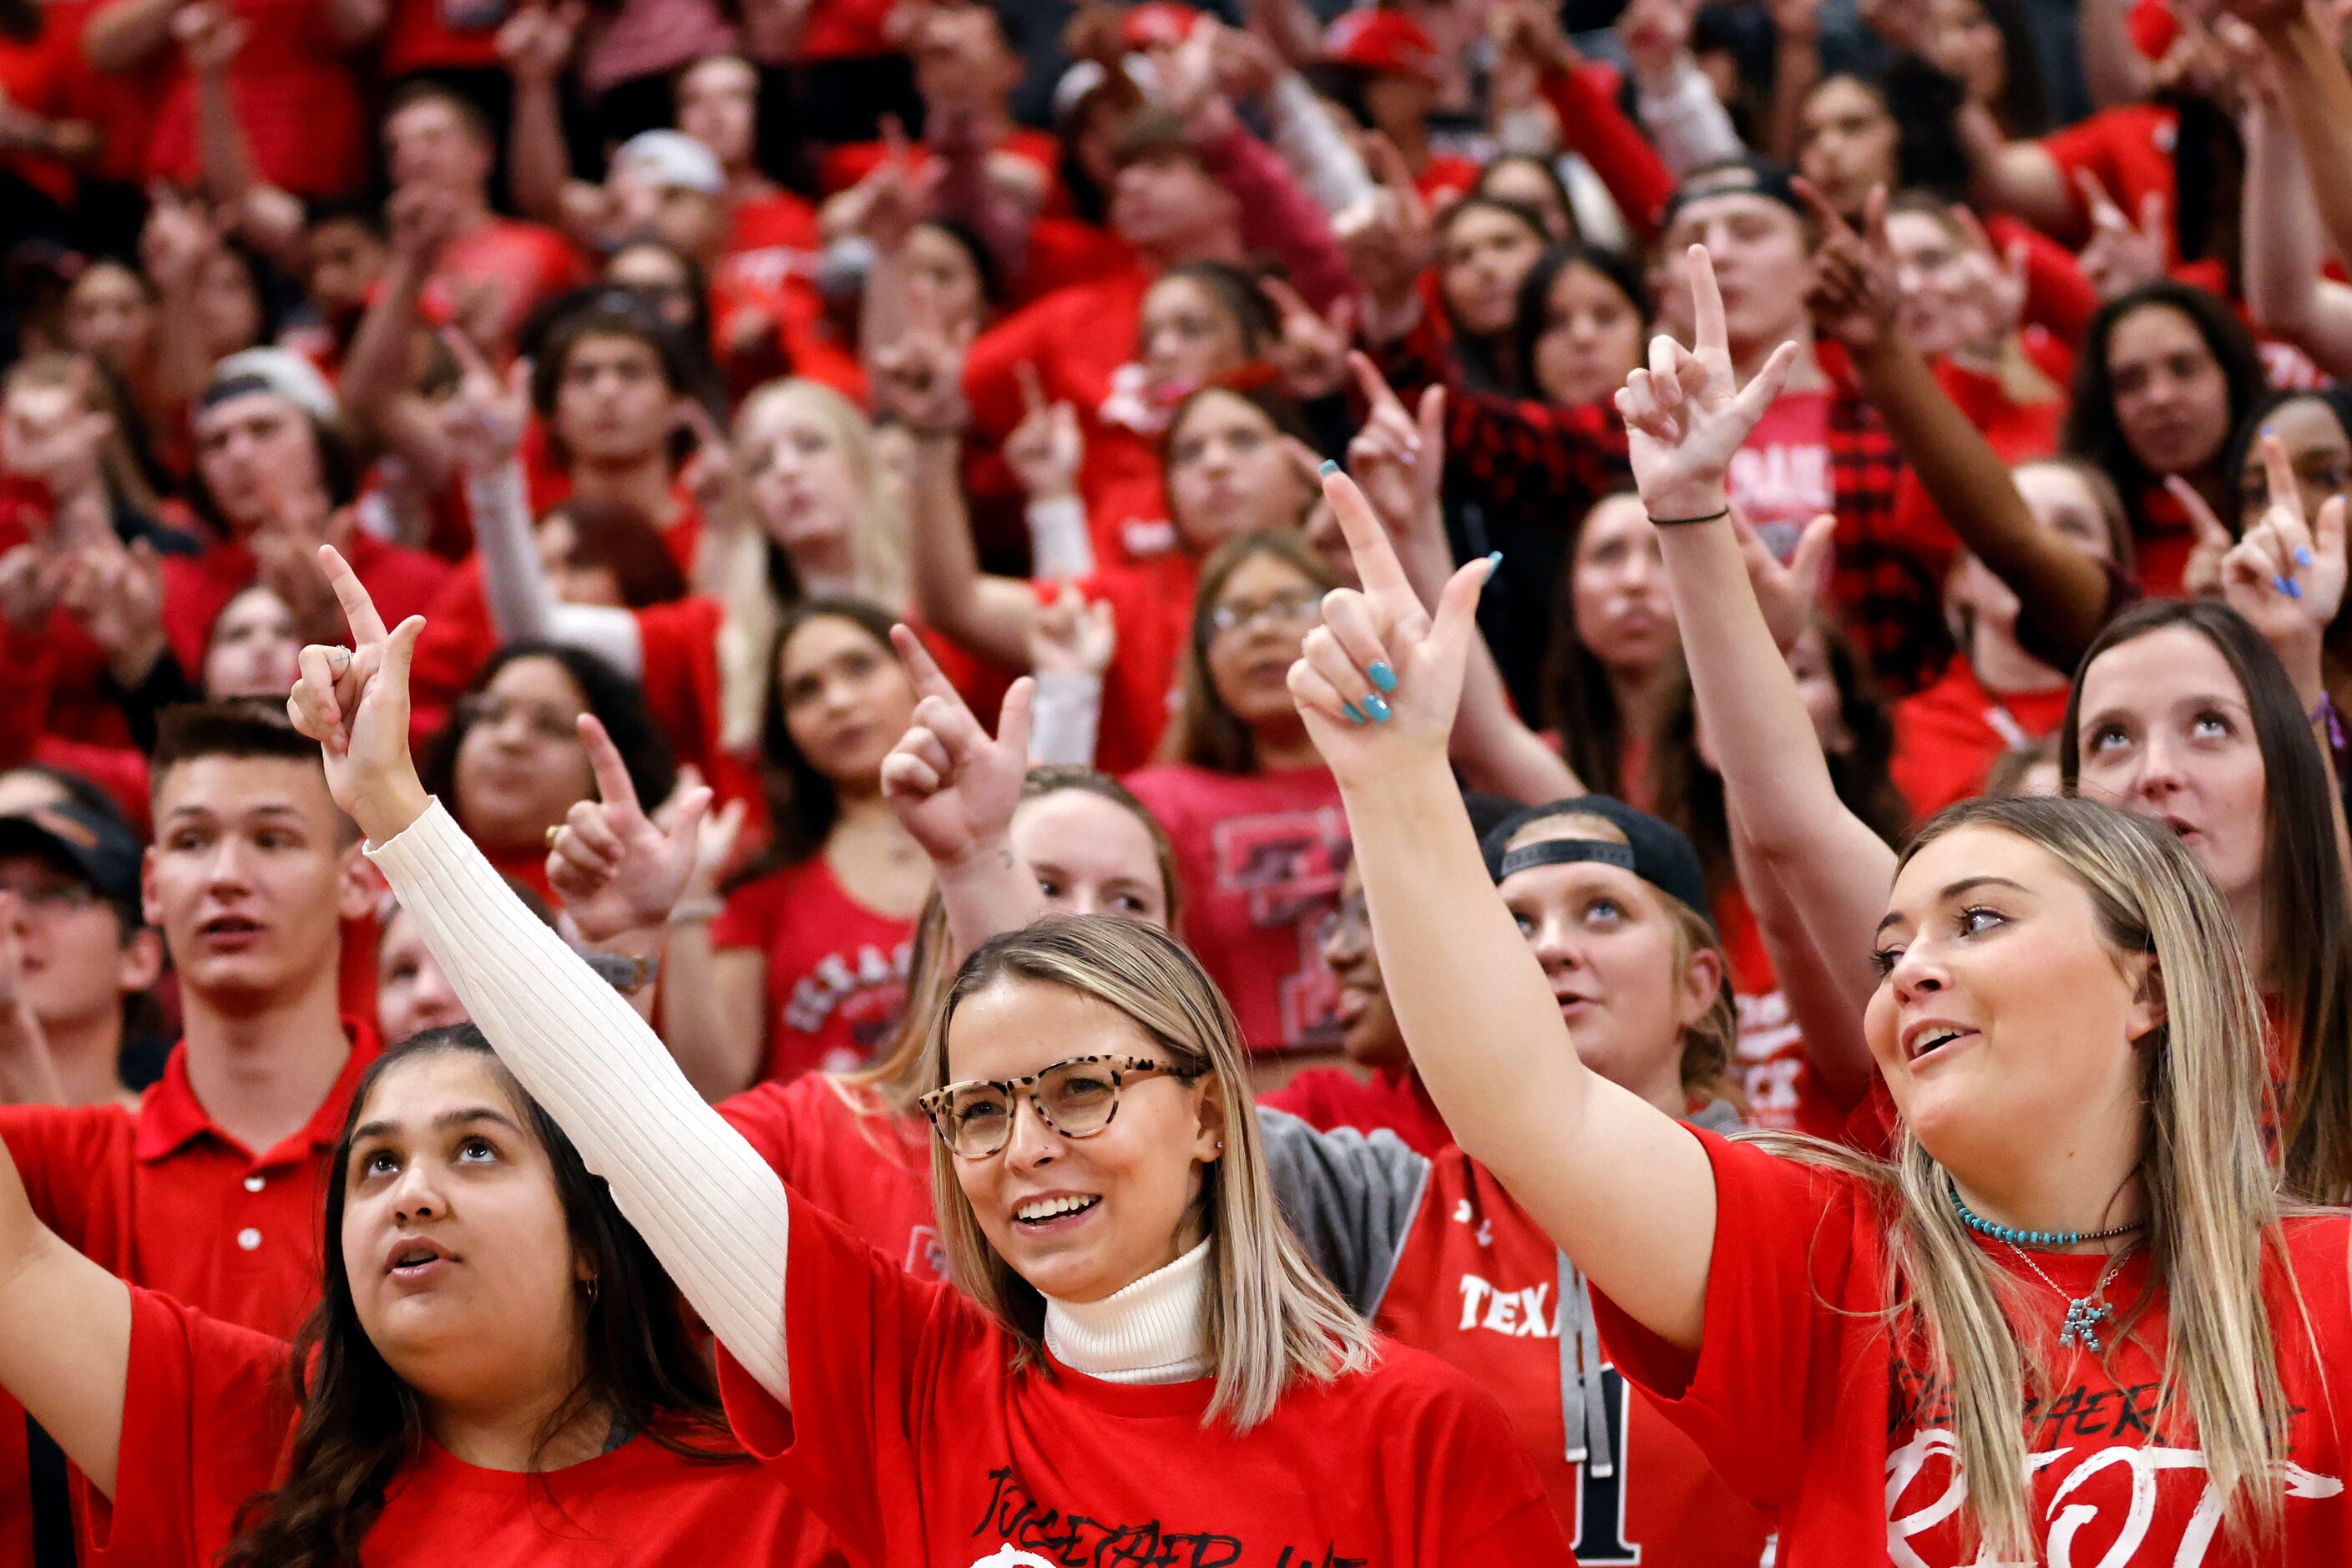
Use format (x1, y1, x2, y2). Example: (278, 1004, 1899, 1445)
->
(925, 916, 1376, 1428)
(1761, 795, 2294, 1560)
(716, 379, 913, 750)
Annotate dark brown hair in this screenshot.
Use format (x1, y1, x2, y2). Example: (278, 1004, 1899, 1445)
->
(1163, 530, 1335, 775)
(216, 1026, 739, 1568)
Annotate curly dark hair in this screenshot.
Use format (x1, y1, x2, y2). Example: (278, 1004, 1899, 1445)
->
(215, 1025, 741, 1568)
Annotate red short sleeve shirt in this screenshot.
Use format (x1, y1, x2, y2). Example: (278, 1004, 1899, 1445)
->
(716, 1191, 1575, 1565)
(1123, 762, 1350, 1054)
(1891, 659, 2072, 820)
(720, 1072, 944, 1280)
(711, 857, 917, 1084)
(89, 1286, 846, 1567)
(1374, 1151, 1772, 1565)
(1592, 1127, 2352, 1565)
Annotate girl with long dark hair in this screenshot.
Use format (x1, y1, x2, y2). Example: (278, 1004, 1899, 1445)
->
(0, 1024, 828, 1568)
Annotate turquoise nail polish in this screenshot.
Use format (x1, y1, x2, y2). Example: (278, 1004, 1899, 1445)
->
(1363, 692, 1393, 722)
(2297, 546, 2316, 568)
(1368, 661, 1398, 692)
(1317, 459, 1339, 477)
(1341, 700, 1366, 725)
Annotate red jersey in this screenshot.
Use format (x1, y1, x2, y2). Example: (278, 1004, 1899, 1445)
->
(89, 1286, 842, 1567)
(159, 531, 453, 680)
(1716, 887, 1855, 1140)
(1124, 763, 1349, 1054)
(721, 1071, 943, 1280)
(1892, 658, 2072, 819)
(716, 1190, 1576, 1565)
(1596, 1127, 2352, 1565)
(1261, 1064, 1454, 1157)
(711, 856, 917, 1084)
(1375, 1149, 1771, 1565)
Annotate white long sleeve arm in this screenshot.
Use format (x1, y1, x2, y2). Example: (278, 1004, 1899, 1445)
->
(1265, 72, 1377, 216)
(1026, 670, 1102, 766)
(1024, 495, 1094, 582)
(1634, 56, 1746, 174)
(366, 801, 793, 1403)
(467, 461, 646, 677)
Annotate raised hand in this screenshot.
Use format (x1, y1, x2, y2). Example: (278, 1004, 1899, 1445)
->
(1264, 276, 1356, 402)
(1942, 204, 2029, 360)
(386, 183, 464, 270)
(868, 320, 969, 436)
(2075, 171, 2167, 302)
(498, 0, 584, 84)
(0, 362, 112, 506)
(1004, 362, 1083, 501)
(878, 625, 1034, 867)
(1798, 180, 1899, 353)
(1334, 135, 1434, 329)
(1616, 245, 1800, 522)
(1343, 350, 1445, 543)
(673, 398, 742, 526)
(58, 537, 165, 685)
(1027, 584, 1116, 677)
(282, 545, 428, 842)
(1732, 507, 1836, 653)
(544, 716, 721, 944)
(2213, 434, 2349, 705)
(1287, 467, 1497, 785)
(438, 329, 530, 476)
(172, 0, 246, 74)
(2167, 474, 2238, 599)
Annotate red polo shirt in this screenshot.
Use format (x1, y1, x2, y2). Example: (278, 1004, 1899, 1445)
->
(0, 1018, 379, 1562)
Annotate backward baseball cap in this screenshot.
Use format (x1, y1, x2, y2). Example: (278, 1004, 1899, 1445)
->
(1480, 795, 1715, 933)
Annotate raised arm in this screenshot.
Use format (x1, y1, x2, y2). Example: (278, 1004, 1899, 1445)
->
(2239, 94, 2352, 382)
(1287, 463, 1716, 1353)
(283, 549, 796, 1404)
(1345, 352, 1578, 804)
(498, 2, 604, 247)
(0, 1130, 131, 1497)
(1806, 183, 2115, 668)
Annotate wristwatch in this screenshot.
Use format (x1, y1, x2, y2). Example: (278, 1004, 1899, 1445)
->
(579, 949, 661, 995)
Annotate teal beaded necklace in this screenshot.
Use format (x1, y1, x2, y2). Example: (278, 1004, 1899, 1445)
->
(1947, 1181, 2145, 1249)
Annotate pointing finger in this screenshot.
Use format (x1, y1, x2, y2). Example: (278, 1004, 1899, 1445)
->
(316, 544, 388, 645)
(575, 712, 643, 818)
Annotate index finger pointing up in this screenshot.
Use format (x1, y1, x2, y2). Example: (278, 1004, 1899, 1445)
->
(316, 544, 388, 645)
(889, 622, 959, 705)
(1321, 467, 1414, 600)
(1686, 244, 1727, 364)
(576, 712, 643, 817)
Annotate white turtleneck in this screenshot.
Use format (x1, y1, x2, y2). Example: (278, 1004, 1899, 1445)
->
(1043, 1238, 1213, 1384)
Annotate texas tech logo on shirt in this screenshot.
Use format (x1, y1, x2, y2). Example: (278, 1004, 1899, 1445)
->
(1209, 807, 1349, 1047)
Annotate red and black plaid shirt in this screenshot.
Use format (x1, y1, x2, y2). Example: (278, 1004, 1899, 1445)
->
(1376, 320, 1955, 697)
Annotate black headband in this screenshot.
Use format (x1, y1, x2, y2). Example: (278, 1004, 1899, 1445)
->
(198, 372, 280, 410)
(1494, 838, 1637, 882)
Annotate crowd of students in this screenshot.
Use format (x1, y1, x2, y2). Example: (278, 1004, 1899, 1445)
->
(4, 0, 2352, 1557)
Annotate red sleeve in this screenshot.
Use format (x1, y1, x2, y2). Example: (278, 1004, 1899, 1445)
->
(962, 292, 1069, 447)
(1987, 215, 2098, 346)
(1539, 63, 1673, 241)
(1193, 124, 1355, 312)
(717, 1080, 799, 1181)
(0, 1104, 122, 1253)
(1586, 1127, 1871, 1508)
(407, 559, 497, 731)
(714, 1188, 984, 1563)
(632, 595, 728, 797)
(80, 1287, 292, 1566)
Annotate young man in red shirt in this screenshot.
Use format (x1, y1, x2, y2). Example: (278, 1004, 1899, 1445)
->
(0, 701, 382, 1559)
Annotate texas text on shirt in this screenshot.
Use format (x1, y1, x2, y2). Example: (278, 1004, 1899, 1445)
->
(1374, 1144, 1771, 1566)
(710, 856, 916, 1084)
(717, 1191, 1576, 1566)
(1591, 1127, 2352, 1565)
(84, 1286, 845, 1568)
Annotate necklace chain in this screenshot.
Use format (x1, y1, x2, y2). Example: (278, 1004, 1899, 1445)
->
(1948, 1180, 2146, 1249)
(2004, 1244, 2132, 1353)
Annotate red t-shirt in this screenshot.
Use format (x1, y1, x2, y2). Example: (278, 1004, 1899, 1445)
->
(711, 856, 917, 1084)
(716, 1190, 1575, 1565)
(139, 0, 364, 195)
(720, 1071, 943, 1280)
(0, 18, 81, 205)
(1892, 658, 2073, 819)
(1715, 887, 1855, 1141)
(2133, 481, 2198, 600)
(88, 1286, 844, 1568)
(159, 531, 453, 680)
(1034, 551, 1195, 774)
(791, 0, 895, 58)
(1376, 1150, 1773, 1565)
(964, 267, 1176, 567)
(425, 218, 594, 350)
(1595, 1127, 2352, 1565)
(2040, 103, 2179, 256)
(1261, 1064, 1454, 1157)
(1123, 762, 1350, 1054)
(0, 1023, 378, 1564)
(1727, 387, 1834, 547)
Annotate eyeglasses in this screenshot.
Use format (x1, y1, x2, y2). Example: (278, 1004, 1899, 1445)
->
(1207, 590, 1323, 638)
(918, 1054, 1199, 1159)
(456, 693, 582, 743)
